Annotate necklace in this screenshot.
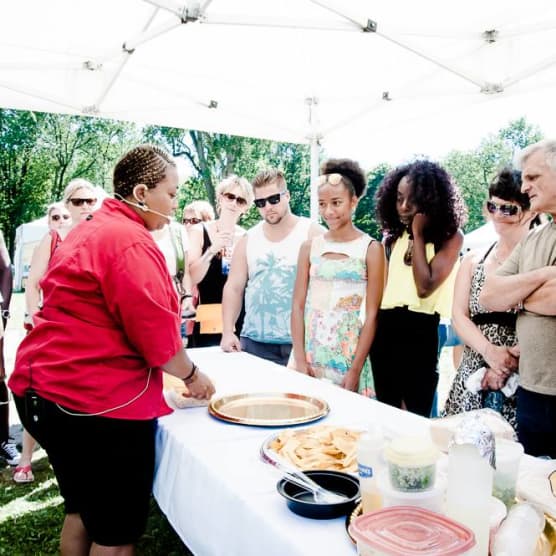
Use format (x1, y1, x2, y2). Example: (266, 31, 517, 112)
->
(492, 246, 507, 266)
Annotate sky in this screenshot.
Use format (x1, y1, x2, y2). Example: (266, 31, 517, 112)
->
(322, 88, 556, 169)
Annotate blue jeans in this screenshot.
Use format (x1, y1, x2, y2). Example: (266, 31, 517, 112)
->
(516, 387, 556, 458)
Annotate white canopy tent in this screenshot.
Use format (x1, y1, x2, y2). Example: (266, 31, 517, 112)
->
(2, 1, 556, 217)
(13, 217, 49, 291)
(462, 221, 498, 254)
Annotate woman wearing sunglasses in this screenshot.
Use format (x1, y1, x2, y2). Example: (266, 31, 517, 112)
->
(26, 179, 97, 322)
(17, 178, 97, 484)
(180, 201, 215, 343)
(188, 176, 253, 347)
(182, 200, 215, 228)
(46, 202, 71, 231)
(442, 168, 540, 428)
(370, 160, 466, 417)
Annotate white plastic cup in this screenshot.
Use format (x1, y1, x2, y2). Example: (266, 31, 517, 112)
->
(492, 502, 545, 556)
(493, 439, 524, 509)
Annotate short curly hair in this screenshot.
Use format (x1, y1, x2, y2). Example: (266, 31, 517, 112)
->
(320, 158, 367, 198)
(376, 160, 467, 248)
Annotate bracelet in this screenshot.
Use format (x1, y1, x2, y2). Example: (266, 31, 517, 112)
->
(183, 363, 198, 385)
(183, 294, 193, 299)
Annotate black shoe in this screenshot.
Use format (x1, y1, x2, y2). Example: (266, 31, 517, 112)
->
(0, 440, 21, 466)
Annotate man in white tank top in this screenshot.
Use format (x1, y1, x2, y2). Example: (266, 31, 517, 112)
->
(221, 169, 323, 365)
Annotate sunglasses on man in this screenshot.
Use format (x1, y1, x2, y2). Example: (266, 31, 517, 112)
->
(486, 200, 520, 217)
(69, 198, 97, 207)
(222, 192, 248, 206)
(51, 214, 70, 222)
(254, 190, 287, 209)
(183, 217, 202, 225)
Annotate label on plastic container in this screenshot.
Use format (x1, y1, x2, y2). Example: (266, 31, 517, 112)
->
(358, 463, 374, 479)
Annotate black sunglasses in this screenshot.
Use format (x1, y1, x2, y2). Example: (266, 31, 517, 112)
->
(222, 192, 247, 206)
(51, 214, 70, 221)
(254, 191, 286, 209)
(183, 217, 201, 225)
(69, 198, 97, 207)
(486, 200, 520, 217)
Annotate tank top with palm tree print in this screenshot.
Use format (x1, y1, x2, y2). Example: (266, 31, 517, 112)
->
(242, 217, 312, 343)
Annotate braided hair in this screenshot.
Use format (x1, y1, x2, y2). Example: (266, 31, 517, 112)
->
(114, 144, 176, 198)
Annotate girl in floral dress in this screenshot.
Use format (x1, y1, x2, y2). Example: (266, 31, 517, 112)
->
(291, 159, 385, 396)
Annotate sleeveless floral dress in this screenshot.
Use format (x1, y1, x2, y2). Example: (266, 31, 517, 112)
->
(442, 245, 517, 428)
(304, 234, 375, 397)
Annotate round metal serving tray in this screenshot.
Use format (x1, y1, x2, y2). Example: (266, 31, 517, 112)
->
(208, 392, 329, 427)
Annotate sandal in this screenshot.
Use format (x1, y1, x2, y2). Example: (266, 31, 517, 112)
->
(13, 464, 34, 484)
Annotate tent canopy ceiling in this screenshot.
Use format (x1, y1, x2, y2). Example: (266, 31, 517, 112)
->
(2, 0, 556, 162)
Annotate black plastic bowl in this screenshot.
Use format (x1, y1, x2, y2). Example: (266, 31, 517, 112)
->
(277, 470, 360, 519)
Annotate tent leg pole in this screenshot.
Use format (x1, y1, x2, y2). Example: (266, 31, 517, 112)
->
(310, 138, 320, 222)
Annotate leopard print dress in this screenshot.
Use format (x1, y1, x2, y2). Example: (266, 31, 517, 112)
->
(441, 246, 517, 429)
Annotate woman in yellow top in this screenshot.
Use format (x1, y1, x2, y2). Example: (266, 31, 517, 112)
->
(370, 160, 466, 417)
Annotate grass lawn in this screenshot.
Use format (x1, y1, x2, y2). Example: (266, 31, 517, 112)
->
(0, 456, 192, 555)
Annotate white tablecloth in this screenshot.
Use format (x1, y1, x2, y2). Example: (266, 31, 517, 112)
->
(153, 347, 430, 556)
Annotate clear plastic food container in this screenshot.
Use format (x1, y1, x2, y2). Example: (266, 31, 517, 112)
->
(379, 475, 446, 514)
(384, 436, 440, 492)
(349, 506, 476, 555)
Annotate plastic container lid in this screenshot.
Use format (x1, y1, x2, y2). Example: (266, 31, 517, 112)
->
(384, 436, 440, 467)
(349, 506, 476, 556)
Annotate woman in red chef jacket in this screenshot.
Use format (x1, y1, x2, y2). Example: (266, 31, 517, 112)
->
(9, 144, 215, 556)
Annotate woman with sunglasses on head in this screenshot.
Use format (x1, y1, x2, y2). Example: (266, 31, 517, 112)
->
(371, 160, 466, 417)
(187, 176, 253, 347)
(291, 159, 385, 395)
(442, 168, 541, 428)
(9, 145, 214, 555)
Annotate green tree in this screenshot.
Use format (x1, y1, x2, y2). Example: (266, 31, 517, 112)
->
(143, 126, 311, 226)
(498, 117, 543, 150)
(354, 163, 390, 238)
(41, 114, 139, 197)
(0, 110, 51, 254)
(443, 118, 544, 232)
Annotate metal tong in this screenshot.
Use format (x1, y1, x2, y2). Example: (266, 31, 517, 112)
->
(261, 450, 348, 504)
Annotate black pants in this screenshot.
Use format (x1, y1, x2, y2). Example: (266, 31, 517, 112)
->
(0, 380, 8, 443)
(14, 393, 155, 546)
(370, 307, 440, 417)
(517, 387, 556, 458)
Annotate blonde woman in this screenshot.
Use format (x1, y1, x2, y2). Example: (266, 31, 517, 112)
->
(188, 176, 253, 347)
(26, 179, 97, 320)
(46, 202, 71, 231)
(183, 200, 215, 226)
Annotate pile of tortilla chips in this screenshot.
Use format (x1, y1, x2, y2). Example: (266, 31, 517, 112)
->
(268, 425, 360, 472)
